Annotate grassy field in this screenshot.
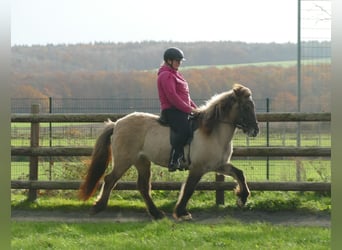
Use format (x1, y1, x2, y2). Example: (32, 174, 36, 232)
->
(11, 220, 330, 250)
(182, 58, 331, 70)
(11, 189, 331, 214)
(11, 191, 331, 250)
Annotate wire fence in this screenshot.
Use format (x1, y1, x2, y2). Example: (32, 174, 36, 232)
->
(300, 0, 331, 113)
(10, 98, 331, 184)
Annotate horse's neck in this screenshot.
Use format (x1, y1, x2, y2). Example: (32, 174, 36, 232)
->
(214, 123, 236, 146)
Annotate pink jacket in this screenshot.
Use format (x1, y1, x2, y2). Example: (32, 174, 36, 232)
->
(157, 64, 197, 113)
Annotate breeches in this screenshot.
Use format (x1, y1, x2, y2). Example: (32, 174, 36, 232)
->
(161, 108, 190, 151)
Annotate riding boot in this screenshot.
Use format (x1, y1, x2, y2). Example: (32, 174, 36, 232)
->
(168, 148, 184, 172)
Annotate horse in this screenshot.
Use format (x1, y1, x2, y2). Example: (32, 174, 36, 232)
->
(79, 83, 259, 221)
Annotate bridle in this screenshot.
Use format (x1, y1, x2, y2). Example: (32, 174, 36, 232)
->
(218, 100, 258, 131)
(218, 118, 249, 130)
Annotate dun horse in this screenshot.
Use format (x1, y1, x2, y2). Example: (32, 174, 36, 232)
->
(79, 83, 259, 220)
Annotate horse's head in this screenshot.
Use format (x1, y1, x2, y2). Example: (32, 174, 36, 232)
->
(197, 83, 259, 137)
(232, 84, 259, 137)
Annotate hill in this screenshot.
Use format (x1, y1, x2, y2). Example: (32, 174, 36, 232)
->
(11, 41, 317, 73)
(11, 41, 331, 112)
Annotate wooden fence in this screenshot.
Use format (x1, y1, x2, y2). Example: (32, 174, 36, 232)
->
(11, 105, 331, 203)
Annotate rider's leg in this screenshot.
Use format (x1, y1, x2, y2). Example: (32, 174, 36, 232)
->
(163, 109, 190, 172)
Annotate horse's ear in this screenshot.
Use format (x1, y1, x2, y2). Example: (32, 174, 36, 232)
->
(233, 83, 251, 98)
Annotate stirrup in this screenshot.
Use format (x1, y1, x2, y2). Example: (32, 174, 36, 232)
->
(168, 164, 179, 172)
(168, 156, 187, 172)
(168, 158, 181, 172)
(168, 148, 186, 172)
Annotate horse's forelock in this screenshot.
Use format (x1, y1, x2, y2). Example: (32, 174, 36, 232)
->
(233, 83, 252, 98)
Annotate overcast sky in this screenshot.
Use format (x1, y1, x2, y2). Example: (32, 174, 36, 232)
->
(11, 0, 329, 46)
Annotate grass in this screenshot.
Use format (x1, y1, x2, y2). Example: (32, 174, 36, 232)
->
(11, 189, 332, 214)
(11, 191, 331, 250)
(11, 220, 330, 250)
(11, 190, 331, 213)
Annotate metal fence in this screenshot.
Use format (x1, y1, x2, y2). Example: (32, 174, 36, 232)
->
(299, 0, 331, 112)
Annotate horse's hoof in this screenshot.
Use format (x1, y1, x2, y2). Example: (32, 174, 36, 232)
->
(89, 207, 99, 215)
(151, 210, 166, 220)
(179, 214, 193, 221)
(173, 212, 193, 221)
(89, 202, 106, 215)
(236, 197, 246, 208)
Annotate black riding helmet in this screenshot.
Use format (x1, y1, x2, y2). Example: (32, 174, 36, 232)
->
(163, 47, 185, 61)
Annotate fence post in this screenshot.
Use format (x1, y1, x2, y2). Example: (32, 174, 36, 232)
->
(49, 97, 52, 180)
(28, 104, 40, 201)
(215, 174, 225, 205)
(266, 98, 270, 180)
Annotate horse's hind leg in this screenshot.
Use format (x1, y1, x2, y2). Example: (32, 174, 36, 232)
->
(217, 163, 250, 207)
(90, 162, 131, 215)
(173, 169, 203, 221)
(135, 158, 165, 220)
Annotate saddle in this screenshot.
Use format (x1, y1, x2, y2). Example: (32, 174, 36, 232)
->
(158, 112, 199, 145)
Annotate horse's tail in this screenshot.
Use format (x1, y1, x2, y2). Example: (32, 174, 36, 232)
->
(79, 119, 115, 201)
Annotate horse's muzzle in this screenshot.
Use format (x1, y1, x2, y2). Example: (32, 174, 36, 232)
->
(248, 128, 259, 137)
(237, 121, 259, 137)
(245, 123, 259, 137)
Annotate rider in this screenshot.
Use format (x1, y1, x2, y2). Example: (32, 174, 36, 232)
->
(157, 47, 198, 172)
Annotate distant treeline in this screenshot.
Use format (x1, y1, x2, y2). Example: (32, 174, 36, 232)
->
(11, 41, 331, 112)
(12, 40, 330, 72)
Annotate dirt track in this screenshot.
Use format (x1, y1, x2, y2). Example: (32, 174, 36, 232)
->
(11, 209, 330, 227)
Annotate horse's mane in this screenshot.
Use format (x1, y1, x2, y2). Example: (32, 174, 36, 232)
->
(197, 83, 251, 135)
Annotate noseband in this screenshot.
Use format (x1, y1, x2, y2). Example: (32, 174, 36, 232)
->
(218, 119, 245, 129)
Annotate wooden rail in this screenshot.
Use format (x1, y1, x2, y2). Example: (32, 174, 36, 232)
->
(11, 112, 331, 123)
(11, 146, 331, 157)
(11, 109, 331, 203)
(11, 180, 330, 192)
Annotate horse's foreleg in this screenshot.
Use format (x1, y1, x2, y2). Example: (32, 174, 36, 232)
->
(90, 163, 130, 215)
(173, 170, 203, 221)
(217, 163, 250, 207)
(135, 159, 165, 220)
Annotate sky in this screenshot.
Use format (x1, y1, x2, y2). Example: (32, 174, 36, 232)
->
(10, 0, 329, 46)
